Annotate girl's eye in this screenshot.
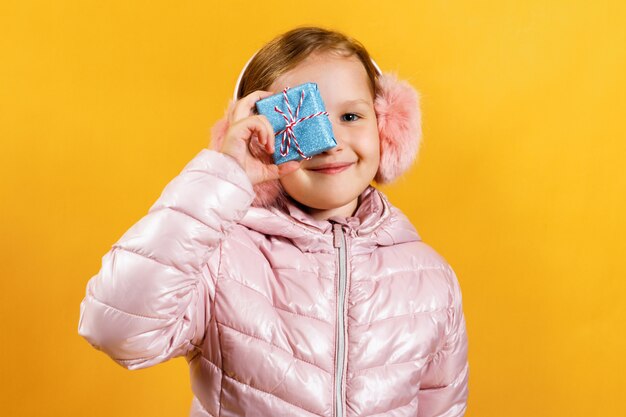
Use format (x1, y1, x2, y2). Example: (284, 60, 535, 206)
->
(341, 113, 360, 122)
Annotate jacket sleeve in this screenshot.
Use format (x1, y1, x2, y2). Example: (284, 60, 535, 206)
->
(417, 264, 469, 417)
(78, 149, 254, 370)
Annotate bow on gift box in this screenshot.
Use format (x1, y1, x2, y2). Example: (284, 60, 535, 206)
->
(273, 87, 329, 160)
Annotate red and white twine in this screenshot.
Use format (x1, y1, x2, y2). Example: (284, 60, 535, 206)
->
(274, 87, 329, 159)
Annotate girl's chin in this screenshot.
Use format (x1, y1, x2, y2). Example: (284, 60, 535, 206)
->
(296, 197, 358, 212)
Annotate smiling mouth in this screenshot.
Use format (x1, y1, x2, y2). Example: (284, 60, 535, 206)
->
(308, 163, 355, 174)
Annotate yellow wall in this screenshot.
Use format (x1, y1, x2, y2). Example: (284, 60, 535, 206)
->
(1, 1, 625, 416)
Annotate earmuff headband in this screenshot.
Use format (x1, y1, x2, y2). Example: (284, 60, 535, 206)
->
(233, 51, 383, 101)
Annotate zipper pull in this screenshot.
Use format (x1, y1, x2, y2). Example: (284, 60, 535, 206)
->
(333, 223, 343, 248)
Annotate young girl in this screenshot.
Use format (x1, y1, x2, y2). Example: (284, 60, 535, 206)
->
(78, 26, 469, 417)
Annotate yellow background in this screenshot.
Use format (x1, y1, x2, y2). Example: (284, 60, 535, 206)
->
(1, 1, 625, 416)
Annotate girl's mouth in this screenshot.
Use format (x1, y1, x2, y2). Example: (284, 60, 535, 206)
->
(308, 163, 354, 174)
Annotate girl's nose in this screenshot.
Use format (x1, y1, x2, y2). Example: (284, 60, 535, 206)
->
(322, 120, 344, 154)
(321, 135, 343, 155)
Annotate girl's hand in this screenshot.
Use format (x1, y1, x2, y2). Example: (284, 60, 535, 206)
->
(218, 90, 302, 185)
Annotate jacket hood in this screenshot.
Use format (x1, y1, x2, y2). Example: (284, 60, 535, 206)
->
(240, 185, 421, 252)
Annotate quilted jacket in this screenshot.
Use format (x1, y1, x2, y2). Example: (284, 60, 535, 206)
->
(78, 148, 469, 417)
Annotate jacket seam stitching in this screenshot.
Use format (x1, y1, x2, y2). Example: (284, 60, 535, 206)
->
(227, 278, 331, 324)
(184, 168, 254, 197)
(369, 265, 447, 283)
(223, 372, 323, 417)
(87, 295, 168, 321)
(216, 321, 330, 374)
(269, 267, 334, 282)
(112, 350, 185, 363)
(359, 394, 417, 417)
(420, 361, 469, 391)
(194, 397, 216, 417)
(353, 306, 448, 329)
(112, 244, 187, 275)
(352, 358, 424, 375)
(195, 354, 223, 371)
(219, 240, 335, 282)
(150, 204, 208, 228)
(271, 267, 333, 281)
(272, 303, 329, 325)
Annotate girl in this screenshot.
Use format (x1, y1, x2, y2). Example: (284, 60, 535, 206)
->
(79, 26, 469, 417)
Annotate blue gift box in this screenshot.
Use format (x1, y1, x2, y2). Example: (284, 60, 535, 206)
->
(255, 82, 337, 165)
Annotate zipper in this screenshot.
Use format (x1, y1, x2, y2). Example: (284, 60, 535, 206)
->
(332, 223, 347, 417)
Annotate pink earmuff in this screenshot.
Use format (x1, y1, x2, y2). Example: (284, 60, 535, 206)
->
(210, 54, 422, 209)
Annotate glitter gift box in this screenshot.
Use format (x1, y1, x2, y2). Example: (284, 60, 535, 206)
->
(255, 82, 337, 165)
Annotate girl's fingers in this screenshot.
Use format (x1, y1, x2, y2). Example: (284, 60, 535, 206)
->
(221, 102, 298, 184)
(258, 115, 275, 154)
(228, 114, 273, 147)
(230, 90, 274, 123)
(276, 160, 302, 177)
(245, 114, 275, 154)
(260, 160, 301, 183)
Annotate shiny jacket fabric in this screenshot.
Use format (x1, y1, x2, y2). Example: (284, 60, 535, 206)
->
(78, 149, 469, 417)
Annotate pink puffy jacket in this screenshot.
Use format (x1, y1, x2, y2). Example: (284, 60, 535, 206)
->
(78, 149, 469, 417)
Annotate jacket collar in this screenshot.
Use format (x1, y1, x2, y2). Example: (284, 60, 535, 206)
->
(240, 186, 421, 251)
(282, 186, 388, 234)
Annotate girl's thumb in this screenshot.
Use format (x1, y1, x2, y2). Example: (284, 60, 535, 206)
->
(276, 160, 301, 177)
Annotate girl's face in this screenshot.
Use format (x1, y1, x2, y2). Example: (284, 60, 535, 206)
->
(269, 52, 380, 219)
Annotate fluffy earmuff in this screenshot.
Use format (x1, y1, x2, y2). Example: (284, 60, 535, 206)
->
(209, 71, 422, 209)
(373, 72, 422, 184)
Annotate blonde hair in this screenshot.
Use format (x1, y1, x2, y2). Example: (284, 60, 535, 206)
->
(236, 26, 379, 99)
